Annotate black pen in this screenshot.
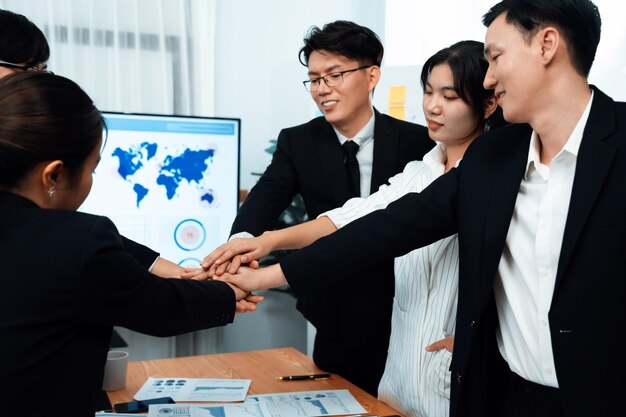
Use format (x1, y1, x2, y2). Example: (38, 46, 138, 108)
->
(276, 373, 331, 381)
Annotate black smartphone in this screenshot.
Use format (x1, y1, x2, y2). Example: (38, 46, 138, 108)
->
(113, 396, 175, 413)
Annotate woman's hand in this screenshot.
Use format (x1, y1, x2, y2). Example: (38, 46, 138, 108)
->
(182, 260, 259, 281)
(150, 257, 185, 278)
(425, 335, 455, 353)
(196, 234, 275, 277)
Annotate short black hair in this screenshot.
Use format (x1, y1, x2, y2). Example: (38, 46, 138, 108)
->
(482, 0, 601, 77)
(0, 9, 50, 66)
(421, 40, 505, 136)
(298, 20, 383, 68)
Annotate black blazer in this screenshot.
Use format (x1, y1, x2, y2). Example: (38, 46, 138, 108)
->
(280, 87, 626, 416)
(231, 109, 434, 233)
(120, 235, 159, 269)
(0, 192, 236, 417)
(232, 109, 434, 395)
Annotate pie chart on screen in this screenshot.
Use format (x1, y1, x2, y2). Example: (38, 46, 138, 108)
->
(174, 219, 206, 251)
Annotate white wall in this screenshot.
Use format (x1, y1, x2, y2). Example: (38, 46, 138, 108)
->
(213, 0, 386, 191)
(383, 0, 626, 100)
(587, 1, 626, 100)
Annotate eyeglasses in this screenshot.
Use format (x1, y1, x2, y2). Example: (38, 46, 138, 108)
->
(0, 60, 53, 74)
(303, 65, 371, 92)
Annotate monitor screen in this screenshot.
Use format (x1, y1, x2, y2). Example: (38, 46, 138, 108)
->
(80, 112, 240, 268)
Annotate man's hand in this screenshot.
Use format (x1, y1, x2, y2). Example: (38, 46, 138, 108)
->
(224, 282, 265, 313)
(216, 263, 288, 293)
(234, 293, 265, 313)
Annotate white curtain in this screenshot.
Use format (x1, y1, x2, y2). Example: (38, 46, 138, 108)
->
(0, 0, 215, 115)
(0, 0, 218, 360)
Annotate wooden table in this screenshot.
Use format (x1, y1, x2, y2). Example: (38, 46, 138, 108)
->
(108, 347, 403, 416)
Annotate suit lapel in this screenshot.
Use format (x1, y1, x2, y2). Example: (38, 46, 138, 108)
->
(315, 119, 353, 205)
(315, 109, 400, 202)
(482, 126, 532, 288)
(555, 88, 617, 289)
(370, 109, 399, 193)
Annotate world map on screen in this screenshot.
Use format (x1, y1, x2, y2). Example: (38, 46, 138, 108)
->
(111, 141, 216, 208)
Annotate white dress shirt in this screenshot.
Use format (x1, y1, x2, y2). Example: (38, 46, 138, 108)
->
(495, 91, 594, 387)
(324, 143, 459, 417)
(333, 111, 375, 198)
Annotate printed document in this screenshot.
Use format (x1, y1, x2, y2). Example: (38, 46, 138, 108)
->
(135, 377, 251, 402)
(147, 389, 366, 417)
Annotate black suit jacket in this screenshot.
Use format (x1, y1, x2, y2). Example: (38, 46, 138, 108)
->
(280, 87, 626, 416)
(0, 192, 236, 417)
(232, 109, 433, 394)
(120, 235, 159, 269)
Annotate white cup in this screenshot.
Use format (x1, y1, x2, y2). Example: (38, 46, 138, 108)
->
(102, 350, 129, 391)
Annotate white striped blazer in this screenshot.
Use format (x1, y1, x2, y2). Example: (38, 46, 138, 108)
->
(323, 143, 458, 417)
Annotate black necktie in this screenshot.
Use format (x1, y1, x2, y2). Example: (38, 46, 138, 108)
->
(342, 140, 360, 197)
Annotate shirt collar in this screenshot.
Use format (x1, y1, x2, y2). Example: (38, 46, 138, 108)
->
(524, 89, 594, 179)
(333, 111, 375, 148)
(422, 142, 461, 177)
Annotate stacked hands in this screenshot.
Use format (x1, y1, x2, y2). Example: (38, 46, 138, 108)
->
(180, 233, 455, 353)
(181, 233, 279, 314)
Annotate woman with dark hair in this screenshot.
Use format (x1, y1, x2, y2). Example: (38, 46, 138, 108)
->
(194, 40, 505, 417)
(0, 8, 50, 75)
(0, 8, 207, 279)
(0, 72, 249, 416)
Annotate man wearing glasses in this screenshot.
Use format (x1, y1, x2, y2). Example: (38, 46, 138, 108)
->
(228, 20, 433, 395)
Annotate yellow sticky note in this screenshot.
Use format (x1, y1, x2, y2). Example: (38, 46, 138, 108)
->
(388, 86, 407, 105)
(388, 105, 405, 120)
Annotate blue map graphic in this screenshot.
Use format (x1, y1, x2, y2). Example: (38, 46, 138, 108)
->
(133, 184, 149, 207)
(111, 142, 216, 207)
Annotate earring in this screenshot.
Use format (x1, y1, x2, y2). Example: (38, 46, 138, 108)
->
(48, 186, 56, 197)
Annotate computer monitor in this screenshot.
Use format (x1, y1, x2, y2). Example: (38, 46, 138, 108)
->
(80, 112, 240, 268)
